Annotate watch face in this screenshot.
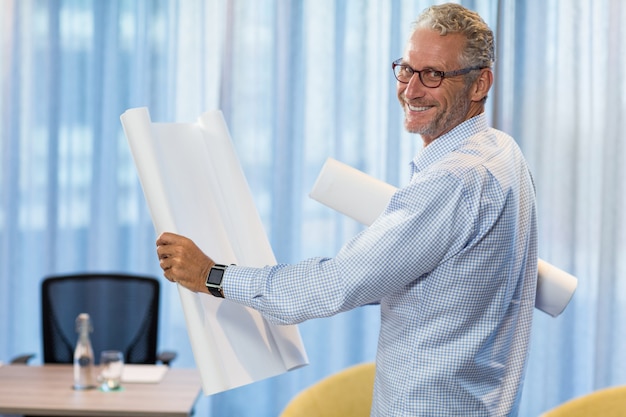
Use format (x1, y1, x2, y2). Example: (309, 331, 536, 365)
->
(207, 268, 224, 285)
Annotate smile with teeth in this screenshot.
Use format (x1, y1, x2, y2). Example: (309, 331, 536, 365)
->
(407, 103, 432, 112)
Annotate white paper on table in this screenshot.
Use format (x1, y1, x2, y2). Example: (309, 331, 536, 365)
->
(121, 364, 169, 384)
(120, 107, 308, 395)
(309, 157, 578, 318)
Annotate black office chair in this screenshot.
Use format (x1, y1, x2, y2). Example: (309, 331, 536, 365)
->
(14, 273, 175, 366)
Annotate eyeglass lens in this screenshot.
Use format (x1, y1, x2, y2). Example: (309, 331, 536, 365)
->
(394, 64, 443, 88)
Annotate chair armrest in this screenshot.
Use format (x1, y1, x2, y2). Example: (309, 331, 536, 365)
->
(157, 351, 177, 366)
(10, 353, 36, 364)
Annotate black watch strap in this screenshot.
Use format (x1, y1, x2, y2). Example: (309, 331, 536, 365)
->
(205, 264, 228, 298)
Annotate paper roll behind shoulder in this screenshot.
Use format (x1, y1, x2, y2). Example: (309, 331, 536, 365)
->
(309, 158, 577, 317)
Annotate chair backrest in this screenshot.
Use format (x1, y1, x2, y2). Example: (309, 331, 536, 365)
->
(540, 385, 626, 417)
(280, 362, 376, 417)
(41, 273, 160, 365)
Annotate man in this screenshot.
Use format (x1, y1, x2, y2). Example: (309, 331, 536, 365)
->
(157, 3, 537, 416)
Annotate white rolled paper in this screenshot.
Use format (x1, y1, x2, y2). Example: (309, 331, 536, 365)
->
(121, 107, 308, 395)
(536, 259, 578, 317)
(309, 158, 577, 317)
(309, 159, 398, 226)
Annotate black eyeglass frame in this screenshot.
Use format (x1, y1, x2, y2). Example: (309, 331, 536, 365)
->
(392, 58, 485, 88)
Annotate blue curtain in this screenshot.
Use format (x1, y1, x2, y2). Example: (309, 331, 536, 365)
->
(1, 1, 624, 416)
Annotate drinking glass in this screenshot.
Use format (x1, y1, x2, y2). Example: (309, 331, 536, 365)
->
(99, 350, 124, 391)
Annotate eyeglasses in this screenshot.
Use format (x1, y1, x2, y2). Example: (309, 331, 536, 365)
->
(392, 58, 484, 88)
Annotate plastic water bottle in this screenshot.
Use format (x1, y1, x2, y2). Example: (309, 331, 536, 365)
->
(73, 313, 96, 390)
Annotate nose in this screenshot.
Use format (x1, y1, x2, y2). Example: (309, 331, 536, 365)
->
(402, 73, 427, 99)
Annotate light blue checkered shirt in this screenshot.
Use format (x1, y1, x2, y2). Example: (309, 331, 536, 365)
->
(224, 113, 538, 416)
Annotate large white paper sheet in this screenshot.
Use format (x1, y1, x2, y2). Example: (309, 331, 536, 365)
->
(309, 158, 577, 318)
(120, 107, 308, 395)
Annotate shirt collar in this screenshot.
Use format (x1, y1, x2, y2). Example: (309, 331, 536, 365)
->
(409, 113, 489, 176)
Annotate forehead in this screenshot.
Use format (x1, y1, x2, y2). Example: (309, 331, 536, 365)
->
(403, 28, 466, 69)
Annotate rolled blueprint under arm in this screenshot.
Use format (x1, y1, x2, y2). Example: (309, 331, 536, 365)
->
(309, 158, 577, 318)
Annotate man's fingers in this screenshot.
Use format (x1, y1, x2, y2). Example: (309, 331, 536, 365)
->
(163, 269, 176, 283)
(158, 231, 187, 244)
(156, 241, 178, 261)
(156, 232, 177, 247)
(155, 233, 205, 292)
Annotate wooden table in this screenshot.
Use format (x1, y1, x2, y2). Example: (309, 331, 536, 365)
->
(0, 364, 201, 417)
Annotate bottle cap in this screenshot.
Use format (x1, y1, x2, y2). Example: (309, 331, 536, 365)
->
(75, 313, 93, 333)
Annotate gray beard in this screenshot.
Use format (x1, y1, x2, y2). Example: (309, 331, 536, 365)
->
(406, 89, 472, 139)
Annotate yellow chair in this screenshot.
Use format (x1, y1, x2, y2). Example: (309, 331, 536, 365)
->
(540, 385, 626, 417)
(280, 362, 376, 417)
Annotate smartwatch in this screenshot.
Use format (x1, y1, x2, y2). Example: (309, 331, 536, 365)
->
(205, 264, 228, 298)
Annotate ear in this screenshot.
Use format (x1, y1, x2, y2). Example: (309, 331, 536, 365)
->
(470, 68, 493, 102)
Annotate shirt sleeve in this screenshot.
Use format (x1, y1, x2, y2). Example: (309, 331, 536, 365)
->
(222, 170, 476, 325)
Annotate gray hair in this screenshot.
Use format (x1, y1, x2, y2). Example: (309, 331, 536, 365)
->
(413, 3, 495, 70)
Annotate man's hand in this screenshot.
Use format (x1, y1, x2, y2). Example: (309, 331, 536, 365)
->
(156, 232, 213, 294)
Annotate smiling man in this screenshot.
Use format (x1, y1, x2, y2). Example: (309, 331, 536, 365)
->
(157, 3, 537, 416)
(394, 13, 493, 145)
